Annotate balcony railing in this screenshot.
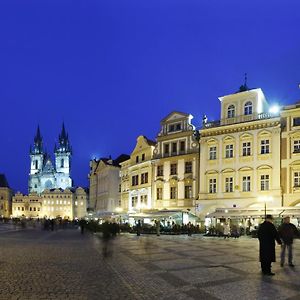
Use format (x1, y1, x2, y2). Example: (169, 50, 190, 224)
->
(203, 112, 279, 129)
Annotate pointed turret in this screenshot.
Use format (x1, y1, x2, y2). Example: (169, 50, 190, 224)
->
(56, 123, 72, 154)
(31, 125, 43, 154)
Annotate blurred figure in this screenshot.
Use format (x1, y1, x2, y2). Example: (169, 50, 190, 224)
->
(223, 223, 230, 239)
(155, 220, 160, 236)
(102, 221, 112, 257)
(278, 216, 300, 267)
(257, 215, 282, 276)
(136, 220, 142, 236)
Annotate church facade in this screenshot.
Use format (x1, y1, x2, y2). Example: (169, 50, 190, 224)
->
(29, 124, 72, 194)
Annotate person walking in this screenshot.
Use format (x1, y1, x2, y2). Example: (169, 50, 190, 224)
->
(278, 216, 300, 267)
(155, 220, 160, 236)
(223, 223, 230, 239)
(257, 215, 282, 276)
(136, 220, 142, 236)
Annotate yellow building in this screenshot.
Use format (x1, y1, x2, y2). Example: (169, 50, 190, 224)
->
(281, 102, 300, 207)
(199, 87, 281, 218)
(0, 174, 12, 218)
(12, 187, 87, 219)
(152, 112, 199, 212)
(120, 136, 155, 213)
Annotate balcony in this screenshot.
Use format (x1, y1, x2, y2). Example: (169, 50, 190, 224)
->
(202, 112, 279, 129)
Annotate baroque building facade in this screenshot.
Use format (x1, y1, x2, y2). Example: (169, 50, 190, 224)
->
(198, 87, 281, 218)
(29, 124, 72, 194)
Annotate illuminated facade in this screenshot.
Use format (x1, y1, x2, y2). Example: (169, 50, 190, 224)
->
(89, 154, 129, 213)
(152, 112, 199, 212)
(0, 174, 12, 218)
(120, 136, 155, 213)
(198, 87, 281, 218)
(12, 187, 87, 219)
(280, 102, 300, 207)
(29, 124, 72, 194)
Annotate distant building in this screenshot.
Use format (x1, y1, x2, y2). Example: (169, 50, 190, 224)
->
(12, 187, 87, 219)
(0, 174, 12, 217)
(89, 154, 129, 213)
(29, 124, 72, 194)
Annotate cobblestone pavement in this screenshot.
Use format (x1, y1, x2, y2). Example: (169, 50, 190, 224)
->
(0, 225, 300, 300)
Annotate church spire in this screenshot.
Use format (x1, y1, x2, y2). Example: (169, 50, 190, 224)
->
(31, 125, 43, 154)
(238, 73, 249, 92)
(56, 123, 72, 153)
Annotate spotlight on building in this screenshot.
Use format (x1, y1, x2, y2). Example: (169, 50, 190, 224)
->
(269, 105, 280, 114)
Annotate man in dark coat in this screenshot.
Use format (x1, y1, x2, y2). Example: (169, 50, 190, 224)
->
(257, 215, 282, 275)
(278, 216, 300, 267)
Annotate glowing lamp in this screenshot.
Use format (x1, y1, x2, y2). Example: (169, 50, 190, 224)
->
(269, 105, 280, 114)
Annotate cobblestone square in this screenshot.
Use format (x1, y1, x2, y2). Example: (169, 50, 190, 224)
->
(0, 225, 300, 300)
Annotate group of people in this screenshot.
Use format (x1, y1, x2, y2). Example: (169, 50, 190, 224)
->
(258, 215, 300, 276)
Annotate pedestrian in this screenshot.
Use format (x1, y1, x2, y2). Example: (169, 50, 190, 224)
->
(223, 223, 230, 239)
(136, 220, 142, 236)
(257, 215, 282, 276)
(155, 220, 160, 236)
(187, 222, 192, 236)
(278, 216, 300, 267)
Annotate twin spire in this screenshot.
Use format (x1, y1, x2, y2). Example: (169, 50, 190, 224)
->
(30, 123, 72, 155)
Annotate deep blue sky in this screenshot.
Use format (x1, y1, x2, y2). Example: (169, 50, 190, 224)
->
(1, 0, 300, 193)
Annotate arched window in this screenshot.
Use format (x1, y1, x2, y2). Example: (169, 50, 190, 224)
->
(227, 105, 235, 118)
(61, 159, 64, 168)
(244, 101, 253, 115)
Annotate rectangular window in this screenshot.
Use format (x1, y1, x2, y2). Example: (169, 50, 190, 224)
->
(294, 172, 300, 187)
(131, 196, 138, 207)
(157, 165, 164, 176)
(168, 123, 181, 132)
(141, 153, 145, 161)
(141, 195, 148, 204)
(164, 144, 169, 155)
(141, 172, 148, 184)
(135, 156, 139, 163)
(294, 140, 300, 153)
(261, 140, 270, 154)
(225, 177, 233, 193)
(185, 185, 192, 199)
(260, 175, 270, 191)
(225, 144, 233, 158)
(185, 161, 192, 173)
(209, 178, 217, 193)
(157, 188, 163, 200)
(293, 117, 300, 127)
(131, 175, 139, 186)
(172, 142, 177, 154)
(170, 163, 177, 175)
(209, 146, 217, 160)
(242, 176, 251, 192)
(180, 141, 185, 152)
(170, 187, 177, 199)
(242, 142, 251, 156)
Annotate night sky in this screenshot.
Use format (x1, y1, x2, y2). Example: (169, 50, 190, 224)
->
(1, 0, 300, 193)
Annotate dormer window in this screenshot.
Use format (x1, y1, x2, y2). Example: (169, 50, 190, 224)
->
(227, 105, 235, 118)
(168, 123, 181, 132)
(244, 101, 253, 115)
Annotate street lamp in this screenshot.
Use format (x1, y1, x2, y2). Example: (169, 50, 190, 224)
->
(258, 196, 273, 218)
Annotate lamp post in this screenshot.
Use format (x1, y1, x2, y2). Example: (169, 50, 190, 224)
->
(258, 196, 273, 218)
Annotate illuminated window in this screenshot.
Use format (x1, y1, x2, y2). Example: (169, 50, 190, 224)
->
(242, 176, 251, 192)
(294, 172, 300, 187)
(185, 162, 192, 173)
(157, 188, 163, 200)
(209, 146, 217, 160)
(170, 187, 177, 199)
(225, 144, 234, 158)
(170, 163, 177, 175)
(209, 178, 217, 193)
(185, 185, 192, 199)
(261, 140, 270, 154)
(227, 105, 235, 118)
(293, 140, 300, 153)
(260, 175, 270, 191)
(244, 101, 253, 115)
(242, 142, 251, 156)
(225, 177, 233, 193)
(75, 201, 78, 206)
